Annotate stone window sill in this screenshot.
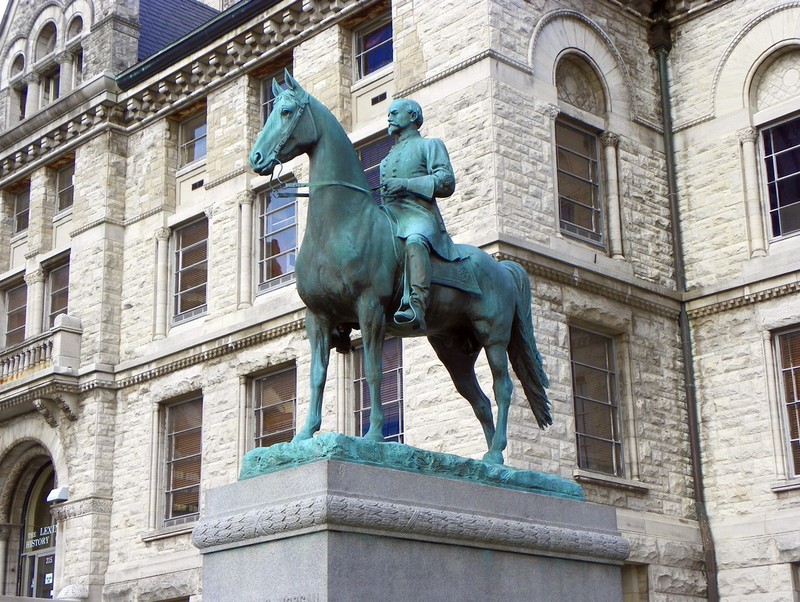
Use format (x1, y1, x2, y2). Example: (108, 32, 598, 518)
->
(771, 479, 800, 493)
(573, 468, 652, 494)
(141, 523, 195, 543)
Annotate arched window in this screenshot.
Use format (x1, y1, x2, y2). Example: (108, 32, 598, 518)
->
(67, 15, 83, 40)
(35, 22, 57, 61)
(555, 54, 608, 247)
(10, 54, 24, 78)
(16, 464, 57, 598)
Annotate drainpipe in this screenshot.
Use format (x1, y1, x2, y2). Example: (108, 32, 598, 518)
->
(649, 7, 720, 601)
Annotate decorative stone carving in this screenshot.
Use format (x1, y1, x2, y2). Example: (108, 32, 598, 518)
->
(50, 496, 112, 522)
(193, 491, 629, 562)
(56, 583, 89, 600)
(737, 127, 758, 144)
(556, 55, 606, 115)
(755, 51, 800, 111)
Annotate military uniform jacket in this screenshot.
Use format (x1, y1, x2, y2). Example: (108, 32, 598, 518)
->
(379, 130, 462, 261)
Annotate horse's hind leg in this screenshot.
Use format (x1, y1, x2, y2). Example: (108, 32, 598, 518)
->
(357, 299, 387, 442)
(483, 343, 514, 465)
(429, 337, 496, 449)
(295, 312, 331, 441)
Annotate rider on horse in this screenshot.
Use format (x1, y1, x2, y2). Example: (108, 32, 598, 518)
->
(380, 98, 463, 331)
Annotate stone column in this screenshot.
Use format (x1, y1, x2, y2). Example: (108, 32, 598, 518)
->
(238, 191, 255, 309)
(25, 268, 46, 337)
(23, 73, 41, 116)
(56, 52, 75, 97)
(739, 127, 767, 257)
(602, 132, 624, 259)
(154, 227, 171, 339)
(762, 331, 786, 481)
(538, 102, 561, 234)
(0, 523, 9, 595)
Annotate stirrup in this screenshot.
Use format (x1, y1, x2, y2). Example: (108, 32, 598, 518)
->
(393, 302, 427, 331)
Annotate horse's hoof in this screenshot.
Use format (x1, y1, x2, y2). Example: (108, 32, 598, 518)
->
(482, 451, 505, 465)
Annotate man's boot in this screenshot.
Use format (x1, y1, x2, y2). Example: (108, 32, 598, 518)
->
(394, 241, 431, 330)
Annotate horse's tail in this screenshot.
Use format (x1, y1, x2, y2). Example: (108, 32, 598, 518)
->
(502, 261, 552, 429)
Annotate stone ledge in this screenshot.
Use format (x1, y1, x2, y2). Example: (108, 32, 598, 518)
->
(240, 433, 584, 500)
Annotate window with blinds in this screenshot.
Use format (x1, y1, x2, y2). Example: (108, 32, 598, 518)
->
(164, 396, 202, 526)
(778, 329, 800, 476)
(569, 326, 623, 476)
(253, 366, 296, 448)
(556, 121, 604, 246)
(353, 337, 403, 442)
(173, 217, 208, 323)
(356, 136, 394, 204)
(4, 280, 26, 347)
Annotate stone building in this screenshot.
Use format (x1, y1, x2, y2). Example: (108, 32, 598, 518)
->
(0, 0, 797, 599)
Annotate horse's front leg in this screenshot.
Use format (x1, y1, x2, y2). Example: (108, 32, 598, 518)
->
(357, 299, 387, 442)
(294, 312, 332, 441)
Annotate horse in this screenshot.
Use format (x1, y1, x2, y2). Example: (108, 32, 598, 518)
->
(248, 72, 550, 464)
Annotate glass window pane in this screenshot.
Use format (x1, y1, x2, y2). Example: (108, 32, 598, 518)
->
(762, 117, 800, 237)
(570, 327, 622, 476)
(255, 367, 296, 447)
(165, 397, 202, 524)
(556, 122, 602, 244)
(353, 338, 403, 442)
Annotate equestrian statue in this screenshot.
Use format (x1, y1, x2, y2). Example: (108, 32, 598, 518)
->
(248, 72, 550, 464)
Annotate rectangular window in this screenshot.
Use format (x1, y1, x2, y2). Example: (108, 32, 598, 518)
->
(164, 396, 203, 526)
(173, 217, 208, 323)
(778, 329, 800, 476)
(40, 69, 60, 107)
(260, 67, 291, 124)
(355, 19, 393, 80)
(556, 121, 603, 245)
(762, 116, 800, 238)
(253, 366, 296, 448)
(179, 112, 207, 167)
(4, 281, 26, 347)
(257, 189, 296, 292)
(56, 163, 74, 212)
(353, 337, 403, 442)
(569, 326, 623, 476)
(13, 188, 30, 234)
(356, 136, 394, 204)
(46, 261, 69, 328)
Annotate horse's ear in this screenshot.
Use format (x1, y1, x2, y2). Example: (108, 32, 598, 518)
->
(285, 69, 300, 92)
(272, 78, 283, 98)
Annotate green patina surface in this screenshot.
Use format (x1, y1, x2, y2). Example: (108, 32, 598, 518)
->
(240, 433, 584, 501)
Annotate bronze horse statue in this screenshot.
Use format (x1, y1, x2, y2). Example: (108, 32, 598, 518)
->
(248, 73, 550, 464)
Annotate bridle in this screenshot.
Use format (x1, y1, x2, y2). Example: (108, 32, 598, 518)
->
(268, 90, 375, 200)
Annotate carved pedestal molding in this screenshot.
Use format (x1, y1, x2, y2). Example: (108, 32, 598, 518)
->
(738, 126, 767, 257)
(193, 492, 629, 563)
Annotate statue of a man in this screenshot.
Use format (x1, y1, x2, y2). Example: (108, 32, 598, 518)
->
(380, 98, 461, 331)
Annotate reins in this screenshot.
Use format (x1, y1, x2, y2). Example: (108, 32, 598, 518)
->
(267, 92, 376, 200)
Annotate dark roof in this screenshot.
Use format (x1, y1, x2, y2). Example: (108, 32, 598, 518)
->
(138, 0, 220, 62)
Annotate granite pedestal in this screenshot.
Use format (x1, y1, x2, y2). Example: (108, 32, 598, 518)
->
(193, 436, 629, 602)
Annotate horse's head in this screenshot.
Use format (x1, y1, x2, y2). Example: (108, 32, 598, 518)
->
(249, 71, 317, 176)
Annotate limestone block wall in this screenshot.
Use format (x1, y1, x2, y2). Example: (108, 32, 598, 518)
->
(392, 0, 490, 93)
